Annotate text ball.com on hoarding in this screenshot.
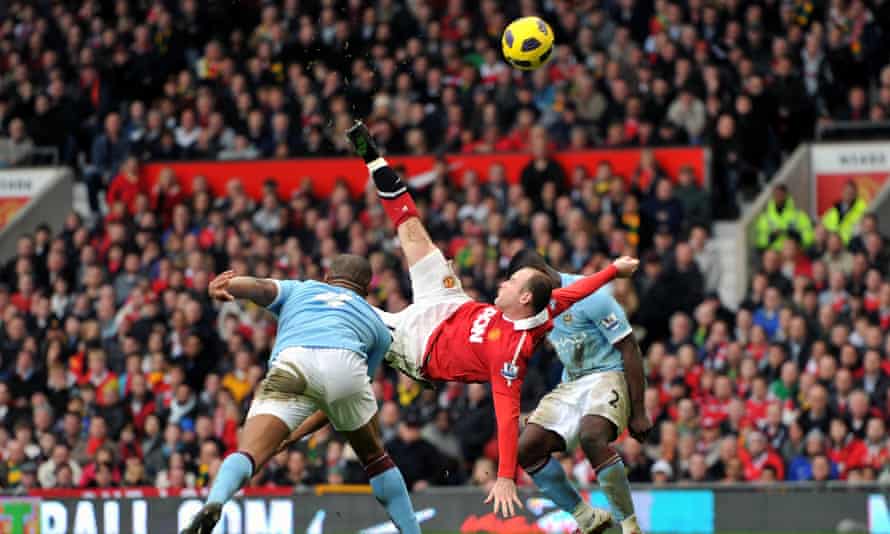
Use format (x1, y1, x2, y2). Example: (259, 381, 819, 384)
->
(0, 488, 715, 534)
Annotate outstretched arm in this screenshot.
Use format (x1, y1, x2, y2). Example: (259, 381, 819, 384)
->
(486, 389, 524, 517)
(549, 257, 638, 317)
(209, 270, 279, 307)
(277, 410, 331, 453)
(483, 331, 531, 518)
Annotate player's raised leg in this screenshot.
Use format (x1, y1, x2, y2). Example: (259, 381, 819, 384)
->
(341, 415, 421, 534)
(519, 424, 613, 534)
(578, 415, 642, 534)
(346, 121, 436, 267)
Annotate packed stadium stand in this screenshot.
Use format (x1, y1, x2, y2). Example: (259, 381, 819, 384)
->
(0, 0, 889, 497)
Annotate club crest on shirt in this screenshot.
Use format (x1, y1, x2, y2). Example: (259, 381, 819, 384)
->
(562, 313, 573, 324)
(501, 362, 519, 386)
(487, 328, 501, 341)
(599, 313, 620, 331)
(442, 275, 457, 289)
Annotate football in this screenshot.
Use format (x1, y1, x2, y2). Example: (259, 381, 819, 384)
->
(501, 16, 555, 71)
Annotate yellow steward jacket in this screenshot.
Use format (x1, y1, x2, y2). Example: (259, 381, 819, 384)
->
(755, 197, 813, 251)
(821, 198, 868, 244)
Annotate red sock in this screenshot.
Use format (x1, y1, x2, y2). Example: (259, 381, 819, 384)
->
(381, 195, 419, 228)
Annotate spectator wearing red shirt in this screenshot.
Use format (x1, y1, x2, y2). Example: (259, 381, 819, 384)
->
(745, 325, 770, 362)
(827, 418, 868, 478)
(821, 270, 850, 314)
(77, 349, 120, 407)
(83, 417, 118, 461)
(739, 430, 786, 481)
(79, 446, 120, 488)
(106, 156, 144, 216)
(125, 374, 156, 434)
(150, 166, 186, 226)
(746, 377, 772, 427)
(10, 273, 34, 313)
(677, 345, 703, 394)
(861, 269, 883, 312)
(700, 375, 734, 423)
(780, 237, 813, 279)
(877, 284, 890, 330)
(656, 355, 682, 404)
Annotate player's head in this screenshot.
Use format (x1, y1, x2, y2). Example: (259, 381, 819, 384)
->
(506, 249, 561, 287)
(325, 254, 373, 297)
(495, 267, 553, 317)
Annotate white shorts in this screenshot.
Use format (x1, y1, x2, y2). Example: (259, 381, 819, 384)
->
(246, 347, 377, 432)
(528, 371, 630, 448)
(376, 250, 471, 379)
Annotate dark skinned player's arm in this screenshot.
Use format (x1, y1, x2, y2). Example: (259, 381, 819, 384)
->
(225, 277, 280, 307)
(616, 335, 647, 421)
(278, 410, 331, 452)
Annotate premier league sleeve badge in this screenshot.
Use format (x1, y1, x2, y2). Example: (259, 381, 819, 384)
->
(501, 361, 519, 386)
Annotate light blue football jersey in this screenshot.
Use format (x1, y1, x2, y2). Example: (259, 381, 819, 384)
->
(549, 273, 631, 381)
(266, 280, 391, 376)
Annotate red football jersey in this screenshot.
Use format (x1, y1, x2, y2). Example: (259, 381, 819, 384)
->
(422, 265, 618, 478)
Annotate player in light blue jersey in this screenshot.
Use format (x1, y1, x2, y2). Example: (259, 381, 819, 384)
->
(181, 254, 421, 534)
(511, 251, 651, 534)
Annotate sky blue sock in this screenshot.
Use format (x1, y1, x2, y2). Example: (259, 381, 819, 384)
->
(207, 452, 254, 505)
(369, 467, 421, 534)
(597, 460, 634, 522)
(530, 457, 583, 513)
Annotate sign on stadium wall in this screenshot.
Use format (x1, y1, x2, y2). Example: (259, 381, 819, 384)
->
(811, 142, 890, 215)
(141, 147, 706, 201)
(1, 488, 714, 533)
(0, 169, 61, 230)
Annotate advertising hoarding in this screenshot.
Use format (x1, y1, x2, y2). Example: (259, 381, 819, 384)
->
(1, 488, 714, 534)
(811, 142, 890, 215)
(0, 168, 63, 231)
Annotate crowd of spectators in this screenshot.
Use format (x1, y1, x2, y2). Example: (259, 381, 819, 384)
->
(0, 0, 888, 495)
(0, 149, 888, 492)
(1, 0, 889, 215)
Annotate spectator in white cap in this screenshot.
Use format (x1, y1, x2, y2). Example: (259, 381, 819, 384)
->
(651, 460, 674, 485)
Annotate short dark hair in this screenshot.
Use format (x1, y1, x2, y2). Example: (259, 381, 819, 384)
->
(523, 271, 555, 314)
(328, 254, 373, 296)
(507, 249, 560, 287)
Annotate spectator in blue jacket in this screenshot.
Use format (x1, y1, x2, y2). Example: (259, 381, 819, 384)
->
(87, 113, 130, 214)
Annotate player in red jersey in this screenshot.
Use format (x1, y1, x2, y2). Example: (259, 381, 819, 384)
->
(280, 122, 639, 519)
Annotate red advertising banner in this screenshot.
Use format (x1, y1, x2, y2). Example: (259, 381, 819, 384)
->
(0, 197, 29, 229)
(811, 143, 890, 215)
(141, 147, 706, 200)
